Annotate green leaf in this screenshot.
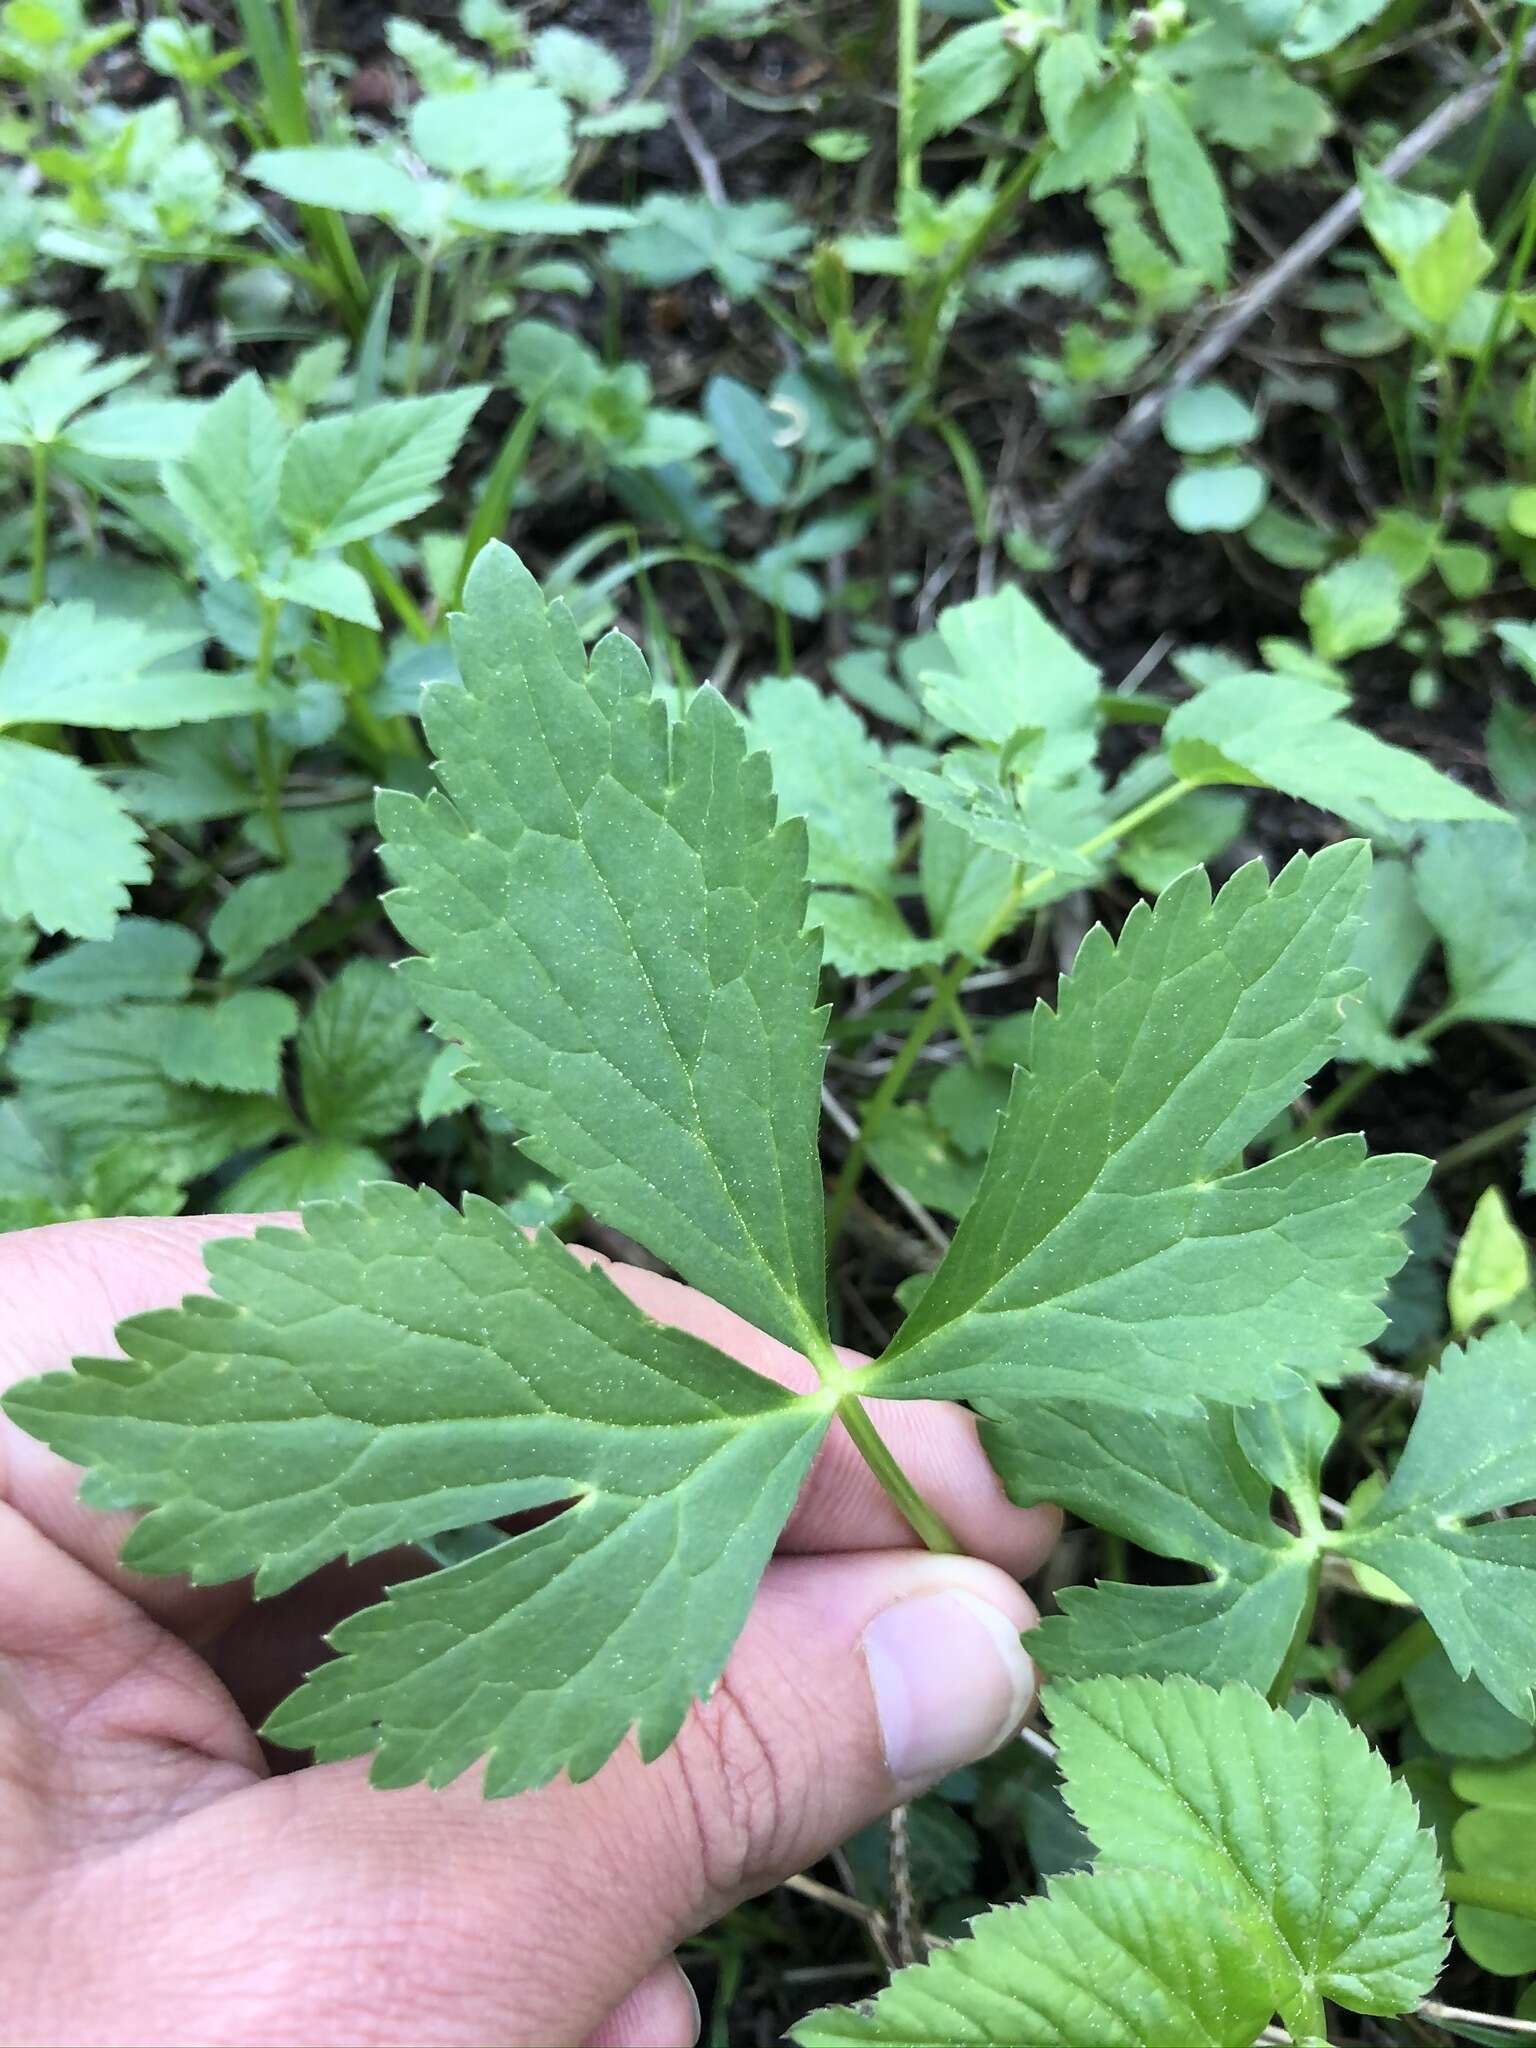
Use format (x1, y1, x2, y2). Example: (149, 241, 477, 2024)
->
(298, 959, 433, 1142)
(1347, 1328, 1536, 1718)
(1407, 1648, 1535, 1763)
(379, 544, 831, 1357)
(1301, 555, 1405, 662)
(217, 1138, 391, 1211)
(153, 989, 300, 1095)
(9, 1006, 285, 1177)
(607, 195, 811, 298)
(14, 917, 200, 1006)
(807, 892, 946, 977)
(1448, 1187, 1531, 1336)
(797, 1677, 1445, 2046)
(409, 81, 572, 190)
(983, 1391, 1333, 1687)
(1166, 462, 1268, 534)
(794, 1867, 1279, 2046)
(1116, 787, 1246, 895)
(1399, 193, 1493, 328)
(1, 1189, 829, 1796)
(913, 17, 1019, 143)
(208, 820, 351, 976)
(703, 375, 791, 507)
(0, 741, 149, 940)
(1339, 856, 1435, 1069)
(919, 585, 1100, 771)
(1138, 84, 1229, 288)
(0, 340, 146, 446)
(1413, 824, 1536, 1025)
(279, 389, 488, 552)
(1488, 698, 1536, 818)
(866, 848, 1426, 1410)
(1166, 673, 1507, 829)
(0, 602, 259, 731)
(1034, 78, 1137, 198)
(1053, 1678, 1446, 2029)
(161, 372, 286, 579)
(249, 146, 429, 230)
(744, 675, 894, 892)
(264, 555, 378, 627)
(866, 1103, 984, 1219)
(531, 25, 626, 109)
(1162, 381, 1261, 454)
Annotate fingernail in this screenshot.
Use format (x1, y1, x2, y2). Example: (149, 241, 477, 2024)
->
(862, 1588, 1035, 1793)
(681, 1969, 702, 2045)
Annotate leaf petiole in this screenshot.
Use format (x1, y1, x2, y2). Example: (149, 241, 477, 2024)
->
(836, 1391, 963, 1555)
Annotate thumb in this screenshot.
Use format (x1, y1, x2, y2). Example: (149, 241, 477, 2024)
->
(196, 1551, 1038, 2046)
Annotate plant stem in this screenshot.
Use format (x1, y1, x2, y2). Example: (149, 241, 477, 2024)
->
(405, 256, 434, 395)
(1442, 175, 1536, 511)
(1338, 1615, 1436, 1722)
(1294, 1007, 1457, 1143)
(1435, 1100, 1536, 1177)
(251, 597, 290, 861)
(838, 1393, 962, 1554)
(1445, 1869, 1536, 1922)
(895, 0, 921, 199)
(1267, 1555, 1322, 1707)
(29, 443, 49, 608)
(823, 778, 1196, 1258)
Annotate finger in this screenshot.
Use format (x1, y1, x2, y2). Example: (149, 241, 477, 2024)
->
(590, 1259, 1060, 1577)
(0, 1213, 291, 1637)
(103, 1552, 1035, 2046)
(584, 1963, 700, 2048)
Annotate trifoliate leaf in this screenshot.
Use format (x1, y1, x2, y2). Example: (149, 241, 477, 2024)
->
(1413, 823, 1536, 1025)
(298, 958, 433, 1142)
(1053, 1678, 1446, 2028)
(1339, 856, 1435, 1068)
(161, 372, 286, 579)
(1448, 1187, 1531, 1335)
(794, 1867, 1278, 2046)
(379, 543, 831, 1357)
(983, 1392, 1333, 1686)
(409, 81, 571, 190)
(1346, 1328, 1536, 1718)
(607, 195, 811, 298)
(1166, 672, 1506, 828)
(0, 602, 258, 730)
(9, 1007, 285, 1177)
(1301, 555, 1405, 663)
(0, 741, 149, 940)
(797, 1676, 1445, 2046)
(14, 917, 200, 1006)
(1, 1188, 830, 1797)
(278, 389, 488, 552)
(744, 675, 894, 892)
(154, 989, 300, 1095)
(0, 340, 146, 447)
(867, 848, 1425, 1410)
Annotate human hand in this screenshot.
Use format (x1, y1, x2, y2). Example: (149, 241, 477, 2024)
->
(0, 1215, 1057, 2048)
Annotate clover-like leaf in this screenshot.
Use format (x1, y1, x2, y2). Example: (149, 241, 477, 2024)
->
(3, 1188, 830, 1797)
(380, 543, 831, 1357)
(867, 847, 1427, 1410)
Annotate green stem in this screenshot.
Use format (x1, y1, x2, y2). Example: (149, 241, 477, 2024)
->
(824, 779, 1195, 1255)
(1338, 1615, 1436, 1722)
(1444, 1869, 1536, 1922)
(29, 442, 49, 608)
(1442, 177, 1536, 511)
(1435, 1100, 1536, 1178)
(1267, 1555, 1322, 1707)
(907, 145, 1047, 396)
(896, 0, 921, 199)
(405, 255, 434, 395)
(838, 1392, 962, 1554)
(354, 542, 431, 642)
(251, 597, 290, 861)
(1295, 1007, 1457, 1143)
(1467, 15, 1529, 197)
